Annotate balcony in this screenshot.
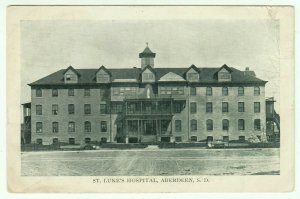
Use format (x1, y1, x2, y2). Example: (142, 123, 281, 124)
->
(124, 98, 174, 116)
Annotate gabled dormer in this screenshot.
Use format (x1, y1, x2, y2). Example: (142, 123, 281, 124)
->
(96, 65, 111, 83)
(185, 64, 200, 82)
(216, 64, 233, 82)
(141, 65, 155, 83)
(63, 66, 80, 83)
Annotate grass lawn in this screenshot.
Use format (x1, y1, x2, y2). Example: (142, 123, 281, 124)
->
(21, 148, 280, 176)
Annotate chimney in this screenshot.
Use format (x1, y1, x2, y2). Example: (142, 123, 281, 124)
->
(244, 67, 256, 77)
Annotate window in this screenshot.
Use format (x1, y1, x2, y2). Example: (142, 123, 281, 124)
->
(191, 119, 197, 131)
(84, 121, 91, 132)
(207, 136, 213, 142)
(206, 119, 213, 131)
(238, 102, 244, 112)
(36, 105, 42, 115)
(173, 102, 183, 113)
(52, 89, 58, 97)
(36, 88, 42, 97)
(111, 103, 123, 114)
(175, 136, 182, 142)
(254, 119, 261, 130)
(190, 87, 196, 96)
(254, 87, 260, 96)
(113, 87, 137, 96)
(85, 138, 91, 144)
(206, 102, 213, 113)
(222, 87, 228, 96)
(36, 122, 43, 133)
(143, 73, 154, 81)
(69, 138, 75, 145)
(222, 102, 228, 112)
(66, 74, 71, 81)
(222, 119, 229, 131)
(160, 87, 184, 95)
(84, 88, 90, 96)
(84, 104, 91, 115)
(68, 104, 75, 114)
(223, 136, 229, 142)
(68, 89, 74, 96)
(254, 102, 260, 113)
(238, 87, 244, 96)
(128, 120, 138, 133)
(206, 87, 212, 96)
(175, 120, 181, 132)
(100, 104, 107, 114)
(100, 121, 107, 132)
(68, 122, 75, 132)
(161, 120, 169, 133)
(52, 122, 59, 133)
(190, 102, 197, 113)
(238, 119, 245, 130)
(36, 139, 43, 145)
(52, 138, 59, 145)
(191, 136, 197, 142)
(52, 104, 58, 115)
(239, 136, 245, 142)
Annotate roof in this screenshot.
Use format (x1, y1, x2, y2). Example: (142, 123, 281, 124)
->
(139, 46, 156, 58)
(28, 65, 267, 86)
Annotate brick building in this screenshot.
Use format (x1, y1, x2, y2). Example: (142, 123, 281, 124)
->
(26, 45, 274, 145)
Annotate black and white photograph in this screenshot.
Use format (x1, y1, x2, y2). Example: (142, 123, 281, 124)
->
(6, 5, 294, 193)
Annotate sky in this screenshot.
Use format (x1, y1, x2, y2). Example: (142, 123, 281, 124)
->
(21, 19, 280, 110)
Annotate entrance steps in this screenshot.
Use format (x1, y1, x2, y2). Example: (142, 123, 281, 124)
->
(145, 145, 159, 150)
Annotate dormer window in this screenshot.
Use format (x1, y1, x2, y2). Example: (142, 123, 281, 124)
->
(186, 65, 200, 82)
(63, 66, 79, 84)
(217, 64, 232, 82)
(141, 67, 155, 83)
(96, 66, 111, 83)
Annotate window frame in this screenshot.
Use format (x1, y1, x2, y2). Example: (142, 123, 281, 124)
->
(84, 88, 91, 96)
(238, 102, 245, 112)
(191, 119, 197, 131)
(206, 87, 212, 96)
(84, 104, 91, 115)
(190, 102, 197, 114)
(222, 87, 228, 96)
(238, 87, 244, 96)
(206, 102, 213, 113)
(52, 104, 58, 115)
(175, 120, 182, 132)
(254, 87, 260, 96)
(68, 88, 74, 96)
(222, 119, 229, 131)
(68, 104, 75, 114)
(36, 88, 42, 97)
(36, 122, 43, 133)
(254, 119, 261, 131)
(52, 89, 58, 97)
(222, 102, 228, 113)
(190, 87, 196, 96)
(254, 102, 260, 113)
(52, 122, 59, 133)
(68, 121, 75, 132)
(238, 119, 245, 130)
(84, 121, 91, 132)
(206, 119, 213, 131)
(36, 105, 42, 115)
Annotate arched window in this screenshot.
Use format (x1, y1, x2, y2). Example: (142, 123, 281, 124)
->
(206, 119, 213, 131)
(222, 87, 228, 96)
(222, 119, 229, 131)
(84, 121, 91, 132)
(238, 119, 245, 130)
(254, 87, 260, 96)
(238, 87, 244, 96)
